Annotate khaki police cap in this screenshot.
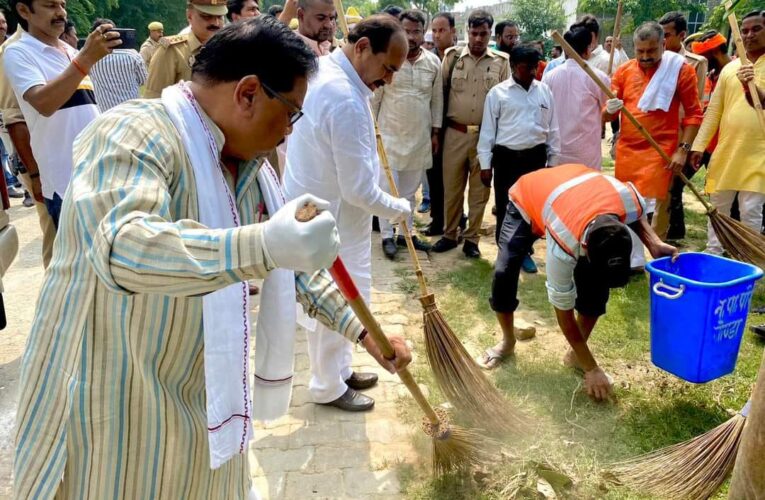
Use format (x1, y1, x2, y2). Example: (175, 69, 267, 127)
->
(188, 0, 228, 16)
(148, 21, 164, 31)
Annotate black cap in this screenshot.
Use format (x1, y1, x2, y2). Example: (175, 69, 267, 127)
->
(586, 215, 632, 288)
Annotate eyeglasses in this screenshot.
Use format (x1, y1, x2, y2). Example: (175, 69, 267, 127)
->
(261, 81, 304, 126)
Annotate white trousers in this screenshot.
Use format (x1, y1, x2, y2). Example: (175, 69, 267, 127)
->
(380, 169, 423, 239)
(707, 190, 765, 255)
(630, 198, 656, 268)
(307, 268, 371, 403)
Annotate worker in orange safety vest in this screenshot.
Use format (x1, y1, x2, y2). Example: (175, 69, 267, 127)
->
(476, 164, 678, 402)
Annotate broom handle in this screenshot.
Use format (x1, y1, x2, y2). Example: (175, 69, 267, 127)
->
(329, 257, 440, 425)
(607, 0, 624, 75)
(725, 2, 765, 133)
(331, 0, 431, 298)
(374, 132, 431, 298)
(551, 31, 715, 214)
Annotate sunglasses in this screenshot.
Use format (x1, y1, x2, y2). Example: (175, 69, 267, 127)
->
(261, 81, 304, 126)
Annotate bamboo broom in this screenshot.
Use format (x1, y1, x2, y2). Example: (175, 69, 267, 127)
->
(552, 31, 765, 268)
(326, 255, 495, 475)
(608, 401, 749, 499)
(725, 1, 765, 134)
(331, 0, 530, 436)
(607, 0, 624, 75)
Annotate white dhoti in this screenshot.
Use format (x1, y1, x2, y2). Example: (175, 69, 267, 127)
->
(307, 240, 371, 403)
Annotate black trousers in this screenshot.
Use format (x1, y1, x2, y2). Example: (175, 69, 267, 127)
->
(491, 144, 547, 243)
(426, 133, 445, 232)
(490, 202, 610, 316)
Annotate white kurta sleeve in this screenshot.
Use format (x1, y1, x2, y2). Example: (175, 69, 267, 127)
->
(477, 88, 499, 170)
(431, 61, 444, 129)
(329, 97, 407, 220)
(545, 88, 561, 166)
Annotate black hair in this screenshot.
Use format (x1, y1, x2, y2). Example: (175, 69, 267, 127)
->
(399, 9, 426, 28)
(267, 5, 283, 16)
(495, 20, 517, 38)
(347, 14, 405, 54)
(468, 9, 493, 30)
(564, 26, 591, 56)
(658, 11, 687, 34)
(227, 0, 252, 21)
(91, 18, 114, 32)
(192, 16, 317, 92)
(432, 12, 454, 28)
(743, 9, 765, 21)
(571, 14, 599, 36)
(10, 0, 33, 31)
(510, 43, 541, 66)
(381, 5, 403, 17)
(64, 20, 76, 34)
(634, 21, 664, 43)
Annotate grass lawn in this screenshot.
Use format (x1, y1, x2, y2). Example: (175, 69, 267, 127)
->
(395, 163, 765, 499)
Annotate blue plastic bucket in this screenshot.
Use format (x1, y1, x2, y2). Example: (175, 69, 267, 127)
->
(646, 253, 763, 383)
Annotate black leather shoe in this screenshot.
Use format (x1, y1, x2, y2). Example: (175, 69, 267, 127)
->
(423, 223, 444, 236)
(382, 238, 397, 260)
(751, 324, 765, 340)
(432, 238, 458, 253)
(345, 371, 378, 390)
(463, 241, 481, 258)
(320, 387, 375, 412)
(397, 235, 431, 252)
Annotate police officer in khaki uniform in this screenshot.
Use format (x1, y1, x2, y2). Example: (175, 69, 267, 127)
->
(432, 9, 509, 258)
(144, 0, 227, 98)
(140, 21, 165, 67)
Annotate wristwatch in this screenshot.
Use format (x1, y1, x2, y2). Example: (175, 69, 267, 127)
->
(678, 142, 692, 153)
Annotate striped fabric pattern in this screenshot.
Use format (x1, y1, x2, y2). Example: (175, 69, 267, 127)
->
(90, 49, 148, 112)
(14, 99, 362, 499)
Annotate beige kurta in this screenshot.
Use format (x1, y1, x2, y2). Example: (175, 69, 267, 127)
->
(13, 99, 363, 499)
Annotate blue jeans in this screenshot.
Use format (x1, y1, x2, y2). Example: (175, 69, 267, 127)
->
(44, 193, 63, 230)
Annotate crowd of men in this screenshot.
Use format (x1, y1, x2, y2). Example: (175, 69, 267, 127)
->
(0, 0, 763, 497)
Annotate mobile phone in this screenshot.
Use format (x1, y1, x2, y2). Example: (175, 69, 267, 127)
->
(110, 28, 137, 50)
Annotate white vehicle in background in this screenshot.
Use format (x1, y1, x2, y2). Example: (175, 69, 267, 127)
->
(0, 175, 18, 329)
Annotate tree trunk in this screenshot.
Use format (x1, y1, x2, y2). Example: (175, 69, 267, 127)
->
(729, 350, 765, 499)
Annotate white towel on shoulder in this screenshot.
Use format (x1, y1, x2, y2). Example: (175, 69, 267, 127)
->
(638, 51, 685, 113)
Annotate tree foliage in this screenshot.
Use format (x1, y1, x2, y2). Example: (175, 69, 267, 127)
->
(577, 0, 704, 33)
(703, 0, 765, 33)
(1, 0, 187, 40)
(511, 0, 567, 40)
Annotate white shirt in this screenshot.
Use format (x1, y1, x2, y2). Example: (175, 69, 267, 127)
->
(284, 50, 406, 265)
(372, 48, 443, 172)
(543, 58, 610, 170)
(590, 45, 630, 76)
(477, 77, 560, 170)
(90, 49, 147, 112)
(3, 32, 99, 198)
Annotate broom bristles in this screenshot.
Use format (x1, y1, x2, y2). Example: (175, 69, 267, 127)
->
(432, 424, 494, 476)
(710, 211, 765, 269)
(420, 295, 531, 436)
(608, 414, 746, 499)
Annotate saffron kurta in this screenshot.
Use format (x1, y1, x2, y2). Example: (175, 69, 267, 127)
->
(13, 99, 363, 499)
(610, 60, 703, 199)
(692, 56, 765, 194)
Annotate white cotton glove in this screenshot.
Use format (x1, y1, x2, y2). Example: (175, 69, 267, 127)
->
(606, 98, 624, 114)
(261, 194, 340, 273)
(390, 197, 412, 224)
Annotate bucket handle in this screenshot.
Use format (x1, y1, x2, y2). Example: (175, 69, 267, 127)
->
(653, 281, 685, 300)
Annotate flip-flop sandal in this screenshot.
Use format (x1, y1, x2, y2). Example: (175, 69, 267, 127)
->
(476, 348, 513, 370)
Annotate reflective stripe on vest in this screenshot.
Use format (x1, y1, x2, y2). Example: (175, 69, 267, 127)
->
(541, 172, 600, 255)
(601, 175, 645, 222)
(541, 172, 642, 257)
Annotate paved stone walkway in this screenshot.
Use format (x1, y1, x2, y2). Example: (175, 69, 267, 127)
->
(248, 240, 424, 499)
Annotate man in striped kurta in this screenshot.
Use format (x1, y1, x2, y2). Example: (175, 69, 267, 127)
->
(13, 18, 410, 499)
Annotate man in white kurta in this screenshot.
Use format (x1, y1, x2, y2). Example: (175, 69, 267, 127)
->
(284, 16, 411, 411)
(372, 10, 443, 260)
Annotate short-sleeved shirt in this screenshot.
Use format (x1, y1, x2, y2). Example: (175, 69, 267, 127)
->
(0, 29, 26, 127)
(139, 38, 160, 66)
(3, 32, 99, 199)
(443, 46, 509, 126)
(91, 49, 148, 111)
(144, 33, 203, 99)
